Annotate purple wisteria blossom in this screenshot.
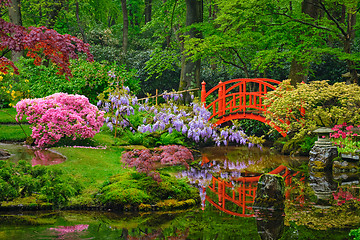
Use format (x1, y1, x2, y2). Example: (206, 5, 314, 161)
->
(98, 86, 251, 146)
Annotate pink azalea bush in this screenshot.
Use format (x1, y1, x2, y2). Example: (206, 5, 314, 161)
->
(16, 93, 105, 148)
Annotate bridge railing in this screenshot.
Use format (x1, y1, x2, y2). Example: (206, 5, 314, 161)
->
(201, 78, 281, 121)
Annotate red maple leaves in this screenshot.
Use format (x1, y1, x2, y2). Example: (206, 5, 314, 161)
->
(0, 3, 93, 79)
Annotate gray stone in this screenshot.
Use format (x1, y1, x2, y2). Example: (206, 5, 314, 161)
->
(253, 174, 285, 210)
(256, 209, 284, 240)
(0, 149, 10, 159)
(309, 170, 336, 202)
(309, 146, 337, 171)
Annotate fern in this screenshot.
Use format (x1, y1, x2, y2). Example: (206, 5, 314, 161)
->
(156, 132, 185, 146)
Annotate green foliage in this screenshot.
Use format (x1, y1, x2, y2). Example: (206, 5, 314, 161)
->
(0, 160, 81, 205)
(238, 119, 280, 141)
(264, 80, 360, 140)
(299, 136, 317, 153)
(8, 57, 139, 105)
(350, 227, 360, 240)
(97, 170, 198, 207)
(121, 130, 185, 147)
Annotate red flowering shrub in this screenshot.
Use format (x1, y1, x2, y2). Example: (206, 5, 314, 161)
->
(333, 187, 360, 206)
(122, 145, 193, 182)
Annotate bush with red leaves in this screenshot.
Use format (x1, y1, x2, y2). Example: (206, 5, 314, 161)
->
(0, 0, 93, 79)
(122, 145, 193, 182)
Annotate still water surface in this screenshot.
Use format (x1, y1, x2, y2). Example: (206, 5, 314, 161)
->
(0, 145, 359, 239)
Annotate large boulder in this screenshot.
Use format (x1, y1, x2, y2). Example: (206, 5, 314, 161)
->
(253, 174, 285, 210)
(309, 146, 337, 171)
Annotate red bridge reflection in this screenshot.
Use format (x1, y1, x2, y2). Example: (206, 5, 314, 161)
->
(202, 163, 304, 217)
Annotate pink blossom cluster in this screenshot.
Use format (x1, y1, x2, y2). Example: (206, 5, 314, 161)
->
(331, 122, 360, 139)
(16, 93, 105, 148)
(333, 187, 360, 206)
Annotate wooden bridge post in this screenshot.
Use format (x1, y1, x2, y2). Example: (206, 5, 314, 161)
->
(218, 81, 224, 116)
(201, 81, 206, 107)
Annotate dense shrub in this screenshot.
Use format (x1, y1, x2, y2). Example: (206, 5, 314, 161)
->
(0, 160, 81, 205)
(1, 57, 140, 106)
(98, 85, 259, 148)
(122, 145, 193, 182)
(264, 80, 360, 139)
(16, 93, 105, 148)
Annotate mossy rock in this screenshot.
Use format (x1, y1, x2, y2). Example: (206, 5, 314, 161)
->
(254, 174, 285, 210)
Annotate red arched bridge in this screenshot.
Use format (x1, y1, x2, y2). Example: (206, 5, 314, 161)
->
(201, 78, 286, 137)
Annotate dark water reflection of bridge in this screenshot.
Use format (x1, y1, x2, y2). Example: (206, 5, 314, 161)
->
(180, 146, 308, 216)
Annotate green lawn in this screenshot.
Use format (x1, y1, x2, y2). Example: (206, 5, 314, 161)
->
(0, 108, 27, 124)
(50, 146, 127, 206)
(0, 124, 31, 141)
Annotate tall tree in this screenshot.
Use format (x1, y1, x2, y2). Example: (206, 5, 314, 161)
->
(185, 0, 360, 84)
(75, 0, 87, 42)
(144, 0, 152, 24)
(121, 0, 129, 54)
(179, 0, 203, 102)
(289, 0, 322, 85)
(8, 0, 23, 61)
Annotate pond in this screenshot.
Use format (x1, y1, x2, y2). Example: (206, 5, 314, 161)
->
(0, 145, 359, 239)
(0, 143, 66, 166)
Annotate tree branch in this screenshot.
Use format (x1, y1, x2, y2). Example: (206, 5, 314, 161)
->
(355, 7, 360, 14)
(318, 1, 348, 38)
(230, 47, 250, 77)
(219, 55, 246, 72)
(277, 12, 334, 32)
(0, 49, 11, 58)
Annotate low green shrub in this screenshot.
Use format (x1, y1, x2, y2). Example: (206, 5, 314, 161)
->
(0, 160, 82, 205)
(350, 227, 360, 240)
(97, 171, 198, 207)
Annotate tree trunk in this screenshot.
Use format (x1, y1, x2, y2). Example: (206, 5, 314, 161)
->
(45, 0, 64, 29)
(288, 0, 321, 85)
(301, 0, 320, 19)
(75, 1, 87, 43)
(289, 59, 307, 85)
(345, 10, 358, 84)
(121, 0, 129, 54)
(8, 0, 23, 62)
(179, 0, 203, 103)
(144, 0, 152, 24)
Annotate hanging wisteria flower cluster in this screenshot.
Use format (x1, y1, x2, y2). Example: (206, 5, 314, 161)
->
(98, 83, 252, 146)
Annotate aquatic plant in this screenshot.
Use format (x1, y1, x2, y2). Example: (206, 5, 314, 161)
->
(15, 93, 105, 148)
